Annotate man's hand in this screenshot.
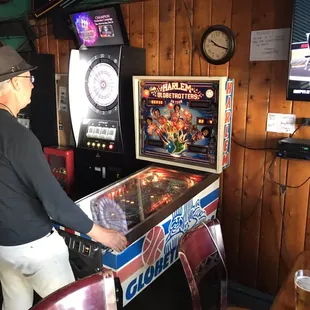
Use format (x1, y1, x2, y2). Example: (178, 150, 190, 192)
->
(87, 223, 127, 252)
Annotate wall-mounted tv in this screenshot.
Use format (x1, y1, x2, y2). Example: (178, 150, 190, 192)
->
(287, 0, 310, 101)
(69, 5, 129, 48)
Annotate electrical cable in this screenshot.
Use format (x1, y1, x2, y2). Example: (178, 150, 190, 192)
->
(269, 168, 310, 189)
(289, 122, 306, 138)
(232, 137, 278, 151)
(277, 158, 291, 264)
(235, 156, 277, 222)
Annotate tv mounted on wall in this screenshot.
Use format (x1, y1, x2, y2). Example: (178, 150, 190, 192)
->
(287, 0, 310, 101)
(69, 5, 129, 48)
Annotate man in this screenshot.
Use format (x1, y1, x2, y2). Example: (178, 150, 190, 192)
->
(0, 44, 127, 310)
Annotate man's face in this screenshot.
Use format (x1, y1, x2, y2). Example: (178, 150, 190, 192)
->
(16, 72, 34, 109)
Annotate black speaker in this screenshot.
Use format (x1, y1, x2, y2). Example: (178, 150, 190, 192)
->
(19, 53, 58, 148)
(50, 8, 76, 40)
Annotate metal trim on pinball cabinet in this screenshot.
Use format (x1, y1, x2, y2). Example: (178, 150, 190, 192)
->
(132, 76, 234, 174)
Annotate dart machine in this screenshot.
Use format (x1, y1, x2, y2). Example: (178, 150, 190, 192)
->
(68, 5, 146, 198)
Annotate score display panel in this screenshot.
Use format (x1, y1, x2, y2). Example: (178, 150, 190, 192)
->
(133, 76, 234, 174)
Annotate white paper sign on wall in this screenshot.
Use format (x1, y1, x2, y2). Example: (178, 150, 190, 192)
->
(250, 28, 290, 61)
(266, 113, 296, 134)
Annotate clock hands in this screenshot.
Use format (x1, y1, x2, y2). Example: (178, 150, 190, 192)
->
(211, 40, 228, 50)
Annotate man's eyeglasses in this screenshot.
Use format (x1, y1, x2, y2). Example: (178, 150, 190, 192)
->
(18, 75, 35, 83)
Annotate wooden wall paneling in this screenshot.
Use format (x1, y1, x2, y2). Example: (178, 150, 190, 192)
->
(256, 73, 291, 294)
(256, 0, 293, 295)
(304, 173, 310, 251)
(209, 0, 232, 77)
(129, 2, 144, 48)
(238, 0, 275, 287)
(174, 0, 193, 76)
(37, 17, 49, 54)
(278, 101, 310, 286)
(158, 0, 176, 75)
(46, 17, 59, 72)
(69, 40, 76, 52)
(304, 107, 310, 252)
(143, 0, 159, 75)
(121, 4, 130, 36)
(221, 0, 252, 281)
(57, 40, 70, 73)
(191, 0, 212, 76)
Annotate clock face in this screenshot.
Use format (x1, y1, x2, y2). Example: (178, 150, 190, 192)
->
(201, 25, 236, 65)
(202, 30, 230, 61)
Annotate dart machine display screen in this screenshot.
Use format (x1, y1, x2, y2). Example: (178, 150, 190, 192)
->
(70, 5, 129, 47)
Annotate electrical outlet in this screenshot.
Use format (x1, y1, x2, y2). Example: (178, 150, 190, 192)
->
(302, 118, 310, 126)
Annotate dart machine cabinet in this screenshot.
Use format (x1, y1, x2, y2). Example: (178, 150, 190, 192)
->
(68, 5, 146, 198)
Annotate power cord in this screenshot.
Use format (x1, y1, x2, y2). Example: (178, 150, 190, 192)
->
(289, 122, 306, 138)
(234, 156, 277, 222)
(231, 140, 310, 223)
(277, 158, 291, 265)
(269, 168, 310, 188)
(232, 138, 277, 151)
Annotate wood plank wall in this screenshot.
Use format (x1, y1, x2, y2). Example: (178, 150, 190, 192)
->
(36, 0, 310, 296)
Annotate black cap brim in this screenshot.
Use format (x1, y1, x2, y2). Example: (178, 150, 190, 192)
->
(0, 62, 37, 83)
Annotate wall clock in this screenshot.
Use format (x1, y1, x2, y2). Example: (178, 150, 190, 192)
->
(201, 25, 236, 65)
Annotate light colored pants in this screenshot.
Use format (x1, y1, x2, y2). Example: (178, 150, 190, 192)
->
(0, 229, 75, 310)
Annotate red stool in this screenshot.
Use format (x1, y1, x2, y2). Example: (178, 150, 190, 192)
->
(30, 270, 117, 310)
(178, 219, 248, 310)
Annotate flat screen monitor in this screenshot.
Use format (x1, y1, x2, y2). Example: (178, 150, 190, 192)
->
(287, 0, 310, 101)
(69, 5, 129, 47)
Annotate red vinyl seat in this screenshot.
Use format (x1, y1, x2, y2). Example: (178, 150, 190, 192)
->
(178, 219, 247, 310)
(30, 270, 118, 310)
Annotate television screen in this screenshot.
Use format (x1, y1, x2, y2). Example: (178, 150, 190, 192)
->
(287, 0, 310, 101)
(70, 5, 129, 47)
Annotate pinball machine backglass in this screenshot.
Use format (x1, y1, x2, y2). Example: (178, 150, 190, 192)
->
(133, 76, 234, 174)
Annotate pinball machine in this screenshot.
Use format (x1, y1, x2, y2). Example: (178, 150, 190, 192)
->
(53, 75, 234, 307)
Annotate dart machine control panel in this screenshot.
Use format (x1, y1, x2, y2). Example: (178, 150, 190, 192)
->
(78, 119, 121, 153)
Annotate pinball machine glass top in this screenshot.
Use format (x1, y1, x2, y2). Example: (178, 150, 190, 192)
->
(80, 166, 204, 234)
